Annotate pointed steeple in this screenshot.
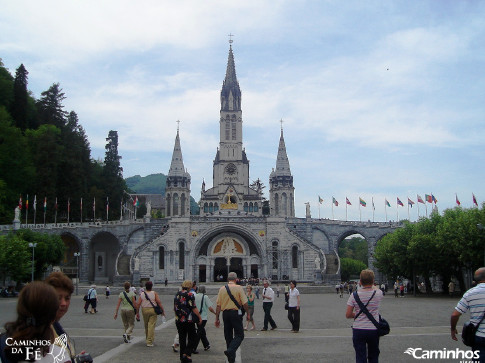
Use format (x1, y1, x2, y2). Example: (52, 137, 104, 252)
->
(275, 125, 292, 176)
(220, 44, 241, 111)
(168, 127, 186, 177)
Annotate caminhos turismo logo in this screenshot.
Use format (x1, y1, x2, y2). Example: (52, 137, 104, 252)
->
(404, 347, 479, 361)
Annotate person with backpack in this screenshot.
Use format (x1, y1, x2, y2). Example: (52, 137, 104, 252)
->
(85, 285, 98, 314)
(114, 281, 138, 343)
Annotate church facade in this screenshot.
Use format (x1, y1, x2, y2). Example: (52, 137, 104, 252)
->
(135, 43, 325, 283)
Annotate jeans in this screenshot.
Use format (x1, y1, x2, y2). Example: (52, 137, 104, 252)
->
(176, 321, 197, 360)
(263, 302, 276, 329)
(194, 320, 210, 350)
(473, 335, 485, 363)
(287, 307, 300, 331)
(222, 310, 244, 356)
(352, 328, 379, 363)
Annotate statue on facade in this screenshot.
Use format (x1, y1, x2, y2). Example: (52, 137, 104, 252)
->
(314, 255, 321, 270)
(145, 201, 151, 217)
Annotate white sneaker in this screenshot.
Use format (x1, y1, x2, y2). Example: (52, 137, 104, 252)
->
(146, 343, 154, 347)
(123, 334, 128, 343)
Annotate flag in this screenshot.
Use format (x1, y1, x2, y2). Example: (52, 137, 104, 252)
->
(408, 198, 415, 207)
(55, 197, 58, 210)
(372, 198, 375, 210)
(134, 196, 139, 207)
(33, 195, 37, 211)
(43, 197, 47, 211)
(359, 198, 366, 207)
(397, 197, 404, 207)
(106, 197, 109, 211)
(26, 195, 29, 210)
(456, 194, 460, 206)
(473, 193, 478, 206)
(425, 194, 432, 203)
(93, 197, 96, 211)
(67, 198, 70, 212)
(318, 196, 323, 204)
(385, 199, 391, 207)
(18, 195, 22, 210)
(432, 194, 437, 203)
(417, 194, 425, 204)
(332, 197, 339, 206)
(346, 197, 351, 205)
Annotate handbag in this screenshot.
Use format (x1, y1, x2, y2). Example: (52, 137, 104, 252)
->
(462, 313, 485, 347)
(225, 285, 245, 317)
(83, 295, 88, 302)
(284, 302, 289, 310)
(353, 291, 390, 337)
(144, 291, 163, 315)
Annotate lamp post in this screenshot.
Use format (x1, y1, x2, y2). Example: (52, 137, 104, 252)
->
(74, 252, 80, 296)
(28, 243, 37, 281)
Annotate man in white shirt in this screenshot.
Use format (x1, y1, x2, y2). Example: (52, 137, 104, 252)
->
(261, 280, 277, 331)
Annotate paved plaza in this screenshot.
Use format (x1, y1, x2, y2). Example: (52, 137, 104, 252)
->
(0, 286, 474, 363)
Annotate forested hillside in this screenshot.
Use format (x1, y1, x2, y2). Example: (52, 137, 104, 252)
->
(0, 60, 126, 224)
(125, 173, 167, 195)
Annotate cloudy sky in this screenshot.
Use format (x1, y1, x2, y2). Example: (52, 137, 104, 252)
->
(1, 1, 484, 221)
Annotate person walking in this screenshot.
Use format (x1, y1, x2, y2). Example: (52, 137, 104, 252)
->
(193, 285, 216, 353)
(244, 285, 256, 330)
(137, 281, 165, 347)
(261, 280, 277, 331)
(174, 280, 202, 363)
(215, 271, 250, 363)
(287, 280, 300, 333)
(451, 267, 485, 361)
(105, 285, 110, 299)
(85, 284, 98, 313)
(255, 285, 260, 299)
(114, 281, 137, 343)
(346, 269, 383, 363)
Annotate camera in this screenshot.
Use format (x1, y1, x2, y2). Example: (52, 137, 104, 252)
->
(75, 351, 93, 363)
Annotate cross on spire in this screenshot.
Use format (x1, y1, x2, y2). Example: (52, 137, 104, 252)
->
(280, 119, 284, 131)
(176, 120, 180, 132)
(228, 33, 234, 44)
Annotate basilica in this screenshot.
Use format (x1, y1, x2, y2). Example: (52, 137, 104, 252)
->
(132, 43, 334, 283)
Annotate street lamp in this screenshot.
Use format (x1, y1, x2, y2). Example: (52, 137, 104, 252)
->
(28, 243, 37, 281)
(74, 252, 80, 296)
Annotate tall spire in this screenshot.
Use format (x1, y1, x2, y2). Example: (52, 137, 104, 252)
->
(275, 122, 292, 176)
(168, 124, 186, 177)
(220, 41, 241, 111)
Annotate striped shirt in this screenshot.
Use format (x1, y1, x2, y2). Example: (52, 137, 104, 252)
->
(455, 283, 485, 337)
(347, 288, 383, 330)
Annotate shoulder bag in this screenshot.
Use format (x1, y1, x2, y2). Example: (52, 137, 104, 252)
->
(123, 291, 137, 314)
(462, 312, 485, 347)
(225, 285, 245, 317)
(144, 291, 163, 315)
(353, 291, 390, 337)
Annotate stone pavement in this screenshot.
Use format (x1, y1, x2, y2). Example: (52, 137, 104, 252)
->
(0, 287, 474, 362)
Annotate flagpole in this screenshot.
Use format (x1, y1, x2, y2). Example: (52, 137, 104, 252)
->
(33, 195, 37, 227)
(93, 197, 96, 222)
(43, 197, 46, 226)
(372, 197, 375, 223)
(385, 201, 387, 222)
(407, 196, 410, 221)
(25, 194, 29, 226)
(106, 197, 109, 222)
(80, 198, 83, 224)
(359, 202, 361, 222)
(396, 203, 399, 222)
(120, 200, 123, 221)
(67, 198, 70, 224)
(332, 201, 334, 220)
(55, 197, 57, 226)
(345, 199, 348, 222)
(318, 199, 321, 219)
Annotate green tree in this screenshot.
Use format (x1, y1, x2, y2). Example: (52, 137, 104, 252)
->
(339, 236, 368, 265)
(11, 64, 29, 130)
(340, 257, 367, 281)
(0, 59, 14, 110)
(36, 83, 67, 128)
(0, 232, 31, 284)
(102, 130, 126, 220)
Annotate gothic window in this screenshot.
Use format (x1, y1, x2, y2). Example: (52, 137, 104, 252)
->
(225, 116, 230, 140)
(292, 245, 298, 268)
(159, 246, 165, 269)
(248, 202, 253, 212)
(166, 194, 171, 217)
(272, 241, 278, 270)
(254, 203, 258, 212)
(179, 242, 185, 269)
(282, 193, 288, 216)
(204, 203, 208, 213)
(274, 193, 279, 215)
(232, 121, 236, 140)
(244, 202, 248, 212)
(173, 193, 179, 216)
(209, 203, 213, 213)
(181, 194, 186, 216)
(214, 203, 219, 211)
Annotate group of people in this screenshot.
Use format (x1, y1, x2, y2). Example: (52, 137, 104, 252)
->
(0, 272, 80, 363)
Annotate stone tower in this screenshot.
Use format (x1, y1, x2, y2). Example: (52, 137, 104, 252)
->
(269, 126, 295, 217)
(199, 43, 263, 215)
(165, 127, 191, 217)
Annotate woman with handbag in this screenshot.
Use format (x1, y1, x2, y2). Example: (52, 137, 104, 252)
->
(174, 280, 202, 363)
(114, 281, 138, 343)
(346, 269, 383, 363)
(287, 280, 300, 332)
(136, 281, 165, 347)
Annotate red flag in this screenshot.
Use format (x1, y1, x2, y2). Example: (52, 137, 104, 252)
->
(417, 195, 425, 204)
(425, 194, 432, 203)
(456, 194, 461, 206)
(397, 197, 404, 207)
(26, 195, 29, 210)
(332, 197, 339, 206)
(473, 193, 478, 206)
(19, 195, 22, 210)
(346, 197, 351, 205)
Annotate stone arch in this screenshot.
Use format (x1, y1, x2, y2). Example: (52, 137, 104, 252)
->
(88, 231, 120, 283)
(59, 233, 82, 278)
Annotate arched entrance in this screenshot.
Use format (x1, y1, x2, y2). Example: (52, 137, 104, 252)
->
(89, 232, 120, 283)
(60, 234, 81, 278)
(214, 257, 228, 282)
